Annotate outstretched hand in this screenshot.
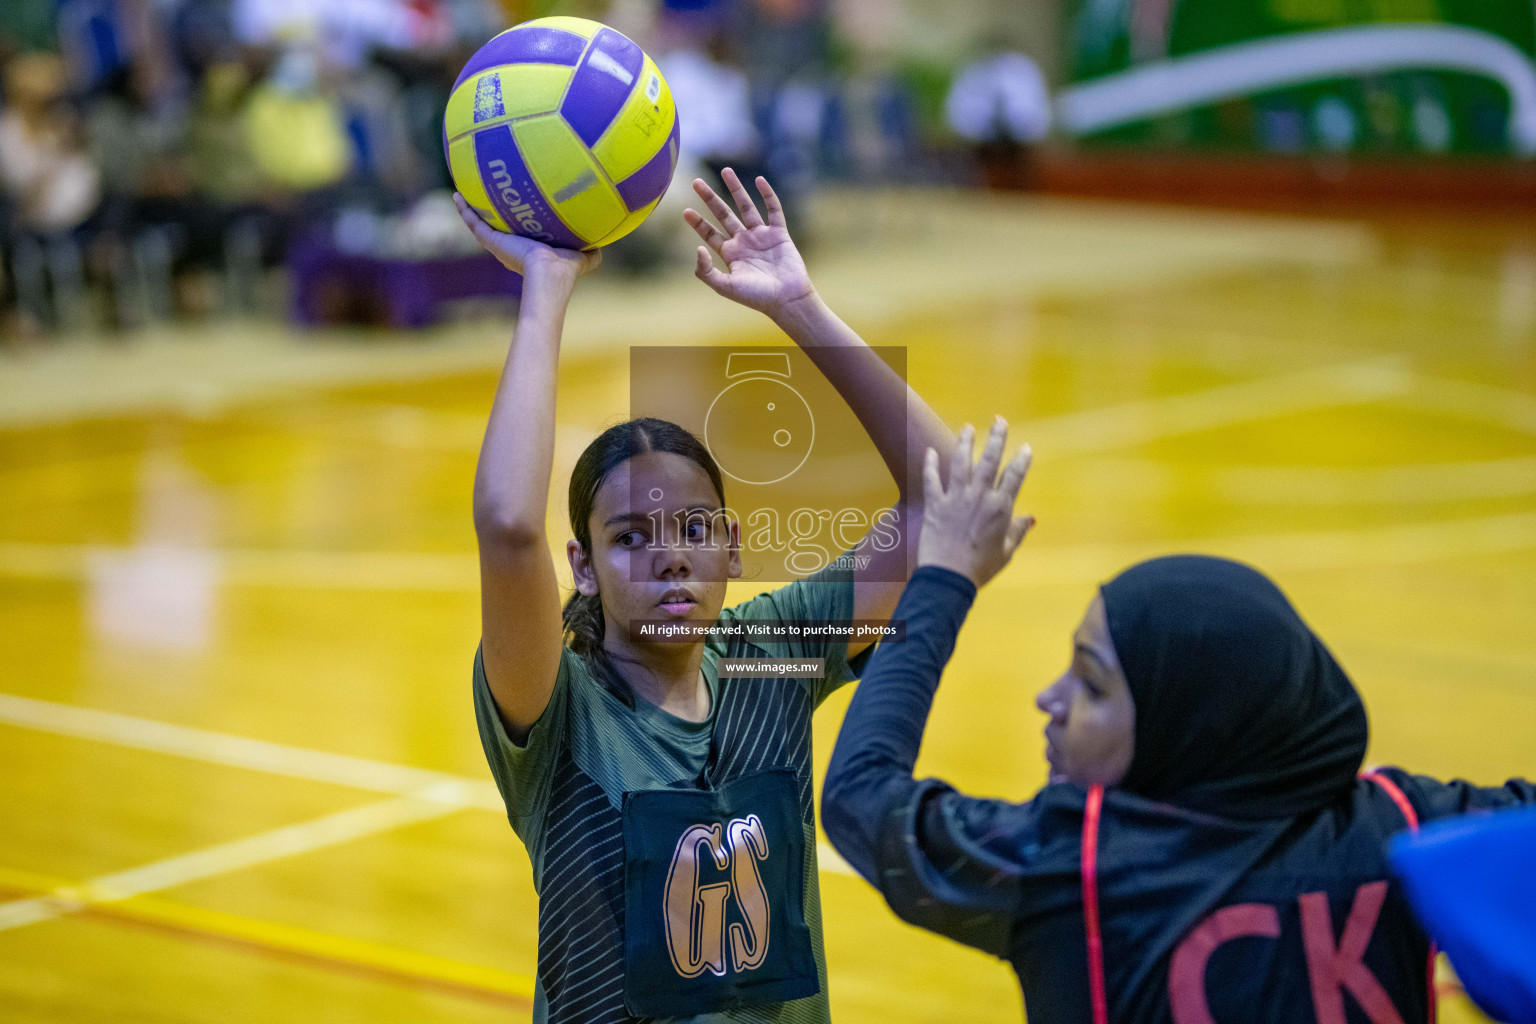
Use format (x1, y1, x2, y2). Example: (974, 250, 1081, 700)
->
(917, 418, 1035, 588)
(454, 193, 600, 287)
(684, 168, 815, 318)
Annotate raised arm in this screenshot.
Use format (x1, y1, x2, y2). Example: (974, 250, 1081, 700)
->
(822, 420, 1037, 952)
(1373, 768, 1536, 820)
(684, 170, 955, 653)
(457, 195, 600, 743)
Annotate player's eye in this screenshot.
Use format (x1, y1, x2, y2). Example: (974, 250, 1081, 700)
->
(616, 531, 645, 548)
(1070, 658, 1103, 700)
(684, 520, 709, 542)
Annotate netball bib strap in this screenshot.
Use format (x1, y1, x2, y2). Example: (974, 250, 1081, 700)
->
(1364, 770, 1438, 1024)
(1364, 770, 1419, 828)
(1081, 784, 1109, 1024)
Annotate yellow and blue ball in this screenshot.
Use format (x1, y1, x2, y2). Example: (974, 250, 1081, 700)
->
(444, 17, 679, 251)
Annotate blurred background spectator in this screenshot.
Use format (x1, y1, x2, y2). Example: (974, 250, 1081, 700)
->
(945, 44, 1050, 189)
(0, 0, 1012, 337)
(0, 51, 107, 335)
(4, 0, 1536, 339)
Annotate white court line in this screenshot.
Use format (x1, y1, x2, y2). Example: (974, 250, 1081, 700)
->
(1060, 454, 1536, 505)
(0, 543, 478, 591)
(0, 692, 862, 879)
(1001, 510, 1536, 589)
(3, 510, 1534, 596)
(0, 792, 466, 933)
(1399, 375, 1536, 438)
(1026, 356, 1411, 456)
(0, 357, 1419, 591)
(0, 692, 503, 810)
(1211, 455, 1536, 505)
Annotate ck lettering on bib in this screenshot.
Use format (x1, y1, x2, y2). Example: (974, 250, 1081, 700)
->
(623, 769, 818, 1016)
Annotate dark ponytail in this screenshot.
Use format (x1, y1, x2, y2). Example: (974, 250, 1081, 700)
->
(564, 418, 726, 705)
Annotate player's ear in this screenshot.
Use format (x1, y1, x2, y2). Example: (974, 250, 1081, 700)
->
(727, 519, 743, 579)
(568, 539, 599, 596)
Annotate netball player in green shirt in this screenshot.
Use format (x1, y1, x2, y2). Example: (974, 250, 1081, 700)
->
(455, 169, 956, 1024)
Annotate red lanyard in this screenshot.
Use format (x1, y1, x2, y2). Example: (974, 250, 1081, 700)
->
(1078, 777, 1436, 1024)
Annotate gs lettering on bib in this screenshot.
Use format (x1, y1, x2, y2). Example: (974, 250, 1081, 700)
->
(622, 769, 817, 1017)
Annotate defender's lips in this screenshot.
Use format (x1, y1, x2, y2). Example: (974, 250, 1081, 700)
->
(1045, 734, 1066, 783)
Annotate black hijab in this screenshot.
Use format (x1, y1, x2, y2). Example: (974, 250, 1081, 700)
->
(1100, 555, 1368, 821)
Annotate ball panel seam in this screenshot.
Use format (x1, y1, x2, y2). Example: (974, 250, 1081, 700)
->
(509, 115, 626, 246)
(444, 63, 576, 145)
(589, 55, 676, 184)
(559, 27, 646, 149)
(473, 121, 588, 249)
(450, 24, 586, 92)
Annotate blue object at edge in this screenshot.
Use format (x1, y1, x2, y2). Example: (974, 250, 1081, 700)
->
(1389, 805, 1536, 1024)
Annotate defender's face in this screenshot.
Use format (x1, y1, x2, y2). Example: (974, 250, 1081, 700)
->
(573, 452, 741, 643)
(1035, 594, 1136, 787)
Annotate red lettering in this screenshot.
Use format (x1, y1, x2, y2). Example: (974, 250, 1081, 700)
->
(1299, 881, 1406, 1024)
(1169, 903, 1281, 1024)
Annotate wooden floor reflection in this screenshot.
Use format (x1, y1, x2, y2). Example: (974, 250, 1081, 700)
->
(1, 198, 1532, 1023)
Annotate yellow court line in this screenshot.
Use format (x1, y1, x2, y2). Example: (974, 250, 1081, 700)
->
(0, 866, 534, 1007)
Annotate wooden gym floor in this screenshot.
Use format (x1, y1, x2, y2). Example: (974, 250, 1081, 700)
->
(0, 189, 1532, 1023)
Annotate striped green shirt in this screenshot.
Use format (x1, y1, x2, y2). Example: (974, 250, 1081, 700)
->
(473, 563, 868, 1023)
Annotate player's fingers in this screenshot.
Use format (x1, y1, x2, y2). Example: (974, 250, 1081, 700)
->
(975, 417, 1007, 490)
(453, 193, 495, 241)
(455, 193, 532, 270)
(695, 246, 731, 292)
(1003, 515, 1036, 556)
(722, 166, 765, 228)
(692, 177, 745, 237)
(683, 208, 727, 254)
(756, 176, 787, 229)
(948, 424, 975, 491)
(998, 444, 1033, 502)
(922, 446, 944, 500)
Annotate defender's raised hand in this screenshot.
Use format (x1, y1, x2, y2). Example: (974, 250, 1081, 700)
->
(917, 418, 1035, 588)
(684, 168, 814, 317)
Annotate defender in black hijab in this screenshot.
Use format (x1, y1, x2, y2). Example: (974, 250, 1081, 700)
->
(823, 424, 1534, 1024)
(1103, 554, 1370, 823)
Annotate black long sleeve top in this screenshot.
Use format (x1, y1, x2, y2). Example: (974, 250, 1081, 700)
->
(821, 566, 1536, 1024)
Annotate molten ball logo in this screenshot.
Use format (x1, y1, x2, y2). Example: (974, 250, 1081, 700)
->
(487, 159, 554, 242)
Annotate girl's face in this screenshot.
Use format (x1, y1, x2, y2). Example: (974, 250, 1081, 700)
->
(1035, 594, 1136, 787)
(570, 451, 741, 644)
